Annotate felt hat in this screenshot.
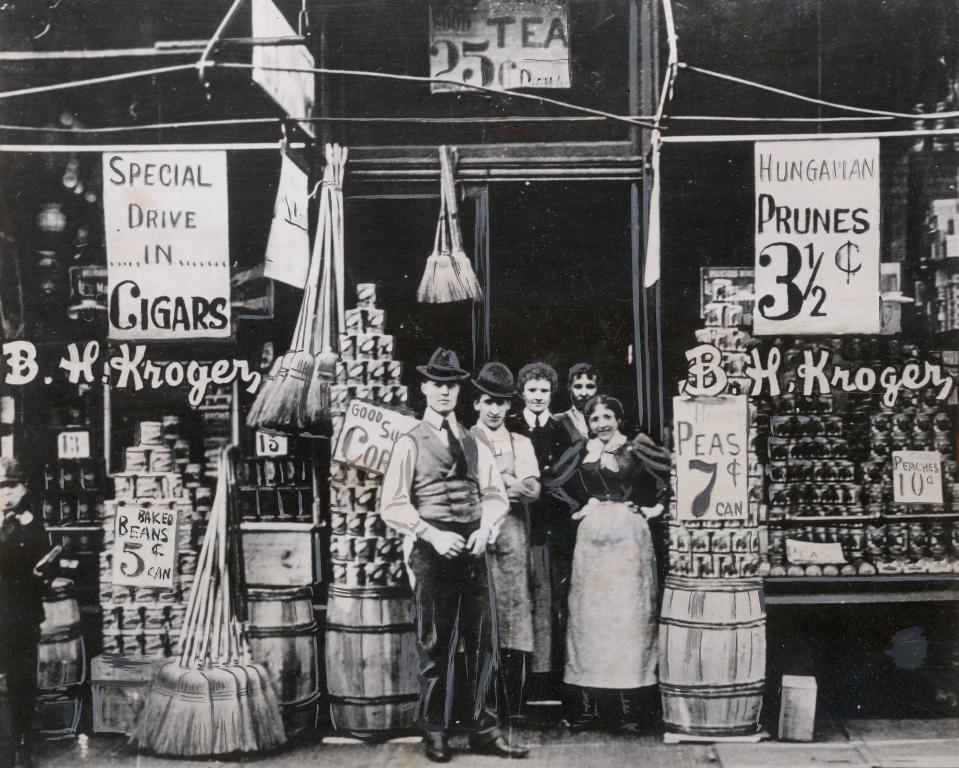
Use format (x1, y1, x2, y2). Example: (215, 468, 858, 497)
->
(471, 362, 516, 399)
(416, 347, 470, 382)
(0, 457, 26, 484)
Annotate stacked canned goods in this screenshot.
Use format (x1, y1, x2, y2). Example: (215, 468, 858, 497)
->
(98, 418, 208, 656)
(235, 452, 315, 522)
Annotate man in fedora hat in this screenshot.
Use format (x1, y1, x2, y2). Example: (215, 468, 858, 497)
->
(380, 348, 529, 762)
(470, 362, 540, 726)
(0, 457, 55, 768)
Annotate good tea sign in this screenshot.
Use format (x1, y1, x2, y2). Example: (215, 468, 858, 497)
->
(892, 451, 943, 504)
(754, 138, 880, 336)
(333, 399, 420, 474)
(103, 151, 231, 341)
(673, 395, 749, 522)
(111, 500, 179, 590)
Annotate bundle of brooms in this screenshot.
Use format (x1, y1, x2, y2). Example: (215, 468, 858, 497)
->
(133, 450, 286, 756)
(247, 143, 348, 433)
(417, 145, 483, 304)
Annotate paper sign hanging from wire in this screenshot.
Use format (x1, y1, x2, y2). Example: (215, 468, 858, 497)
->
(263, 154, 310, 288)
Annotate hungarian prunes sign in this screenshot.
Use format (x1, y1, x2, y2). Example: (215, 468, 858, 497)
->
(429, 0, 570, 92)
(103, 151, 231, 341)
(673, 395, 749, 522)
(754, 138, 880, 335)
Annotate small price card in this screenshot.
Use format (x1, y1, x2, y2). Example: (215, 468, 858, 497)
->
(57, 430, 91, 460)
(255, 430, 288, 458)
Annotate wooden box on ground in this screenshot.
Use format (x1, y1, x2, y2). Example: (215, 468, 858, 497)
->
(90, 653, 161, 734)
(241, 522, 321, 587)
(779, 675, 817, 742)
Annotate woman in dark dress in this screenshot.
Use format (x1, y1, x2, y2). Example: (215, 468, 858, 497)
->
(561, 396, 670, 733)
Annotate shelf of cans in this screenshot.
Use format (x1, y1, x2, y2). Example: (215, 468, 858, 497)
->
(328, 284, 409, 590)
(235, 451, 315, 522)
(98, 418, 209, 657)
(756, 336, 959, 577)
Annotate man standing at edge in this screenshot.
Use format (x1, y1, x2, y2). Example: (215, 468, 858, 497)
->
(555, 363, 600, 442)
(379, 348, 530, 763)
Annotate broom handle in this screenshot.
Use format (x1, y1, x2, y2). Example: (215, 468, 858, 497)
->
(190, 495, 220, 666)
(441, 147, 464, 254)
(310, 177, 333, 355)
(191, 461, 226, 666)
(177, 485, 219, 665)
(333, 144, 347, 339)
(321, 178, 335, 353)
(218, 454, 231, 664)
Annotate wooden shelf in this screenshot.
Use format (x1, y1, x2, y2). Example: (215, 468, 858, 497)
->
(767, 512, 959, 525)
(764, 574, 959, 606)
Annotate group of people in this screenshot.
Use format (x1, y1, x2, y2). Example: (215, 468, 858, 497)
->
(379, 348, 671, 762)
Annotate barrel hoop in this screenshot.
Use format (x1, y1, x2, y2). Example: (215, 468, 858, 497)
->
(40, 628, 82, 644)
(328, 693, 419, 706)
(664, 576, 763, 593)
(246, 621, 318, 638)
(659, 681, 766, 698)
(325, 622, 415, 635)
(247, 586, 314, 601)
(663, 722, 761, 737)
(328, 586, 412, 600)
(659, 616, 766, 631)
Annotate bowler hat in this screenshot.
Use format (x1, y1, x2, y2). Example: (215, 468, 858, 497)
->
(416, 347, 470, 382)
(0, 457, 26, 484)
(472, 362, 516, 399)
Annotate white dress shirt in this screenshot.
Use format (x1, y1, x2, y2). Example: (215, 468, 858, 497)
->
(522, 408, 552, 430)
(471, 422, 541, 483)
(379, 408, 509, 534)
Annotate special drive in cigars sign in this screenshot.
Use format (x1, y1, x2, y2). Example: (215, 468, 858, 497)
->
(673, 395, 749, 522)
(103, 151, 231, 341)
(754, 138, 880, 336)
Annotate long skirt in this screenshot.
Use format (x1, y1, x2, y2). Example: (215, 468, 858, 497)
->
(487, 508, 534, 653)
(564, 501, 658, 690)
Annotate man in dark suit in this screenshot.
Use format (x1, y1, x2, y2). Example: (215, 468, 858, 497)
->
(505, 363, 582, 703)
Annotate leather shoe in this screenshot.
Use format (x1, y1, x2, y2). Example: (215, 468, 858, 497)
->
(469, 734, 530, 759)
(424, 732, 452, 763)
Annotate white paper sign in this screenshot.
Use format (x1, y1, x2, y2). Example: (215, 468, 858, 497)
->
(263, 154, 310, 287)
(333, 399, 420, 475)
(673, 395, 749, 522)
(786, 539, 847, 565)
(103, 151, 231, 341)
(430, 0, 570, 93)
(754, 138, 880, 335)
(57, 430, 90, 460)
(252, 0, 315, 136)
(892, 450, 943, 504)
(256, 430, 289, 458)
(112, 500, 179, 590)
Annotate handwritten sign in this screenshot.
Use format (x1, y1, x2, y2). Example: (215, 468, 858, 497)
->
(252, 0, 315, 137)
(103, 151, 231, 341)
(673, 395, 749, 522)
(255, 430, 289, 458)
(263, 154, 310, 287)
(892, 450, 943, 504)
(754, 138, 880, 335)
(333, 399, 419, 475)
(112, 500, 179, 590)
(429, 0, 570, 93)
(57, 430, 90, 460)
(786, 539, 847, 565)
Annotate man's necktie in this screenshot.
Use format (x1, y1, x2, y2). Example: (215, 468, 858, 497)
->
(441, 418, 468, 476)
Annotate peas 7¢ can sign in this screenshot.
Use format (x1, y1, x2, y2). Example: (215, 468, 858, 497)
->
(754, 138, 880, 335)
(112, 500, 179, 590)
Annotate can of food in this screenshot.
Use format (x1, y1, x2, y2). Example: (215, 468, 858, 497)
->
(356, 283, 377, 308)
(376, 334, 395, 360)
(125, 446, 150, 472)
(161, 415, 181, 441)
(364, 513, 386, 538)
(366, 359, 389, 384)
(330, 535, 354, 561)
(149, 446, 174, 473)
(345, 308, 367, 335)
(339, 334, 357, 360)
(346, 513, 366, 536)
(366, 308, 386, 332)
(355, 334, 378, 361)
(136, 421, 164, 446)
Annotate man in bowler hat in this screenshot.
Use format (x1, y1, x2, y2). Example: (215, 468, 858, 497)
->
(380, 348, 529, 762)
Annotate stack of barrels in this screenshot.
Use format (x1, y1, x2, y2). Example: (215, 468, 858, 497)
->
(36, 579, 85, 738)
(324, 284, 419, 739)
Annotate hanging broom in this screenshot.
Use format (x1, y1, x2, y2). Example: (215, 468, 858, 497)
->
(441, 145, 483, 301)
(133, 449, 286, 756)
(302, 143, 348, 431)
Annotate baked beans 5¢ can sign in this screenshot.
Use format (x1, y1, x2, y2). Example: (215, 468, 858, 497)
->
(111, 499, 179, 590)
(103, 151, 231, 341)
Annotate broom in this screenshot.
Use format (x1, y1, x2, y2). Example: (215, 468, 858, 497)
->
(134, 449, 286, 756)
(302, 143, 348, 431)
(441, 145, 483, 301)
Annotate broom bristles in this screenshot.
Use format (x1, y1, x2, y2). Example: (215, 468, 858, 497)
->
(244, 662, 287, 750)
(301, 351, 337, 429)
(417, 251, 471, 303)
(257, 351, 298, 428)
(450, 248, 483, 300)
(265, 350, 313, 430)
(209, 667, 244, 755)
(246, 358, 283, 427)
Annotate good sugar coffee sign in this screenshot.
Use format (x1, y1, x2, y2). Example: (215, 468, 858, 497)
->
(429, 0, 570, 92)
(103, 151, 231, 341)
(333, 399, 420, 474)
(112, 500, 179, 590)
(673, 395, 749, 522)
(754, 138, 880, 335)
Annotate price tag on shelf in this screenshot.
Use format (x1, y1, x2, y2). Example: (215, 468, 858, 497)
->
(255, 430, 288, 458)
(892, 450, 943, 504)
(57, 430, 90, 460)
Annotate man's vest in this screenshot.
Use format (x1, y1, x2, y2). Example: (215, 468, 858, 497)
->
(409, 421, 481, 522)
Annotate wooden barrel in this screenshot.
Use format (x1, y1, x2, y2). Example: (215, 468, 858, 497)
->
(38, 579, 86, 690)
(325, 586, 419, 737)
(659, 575, 766, 736)
(246, 587, 320, 705)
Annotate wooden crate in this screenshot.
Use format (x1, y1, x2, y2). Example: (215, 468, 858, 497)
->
(241, 522, 321, 587)
(90, 653, 160, 735)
